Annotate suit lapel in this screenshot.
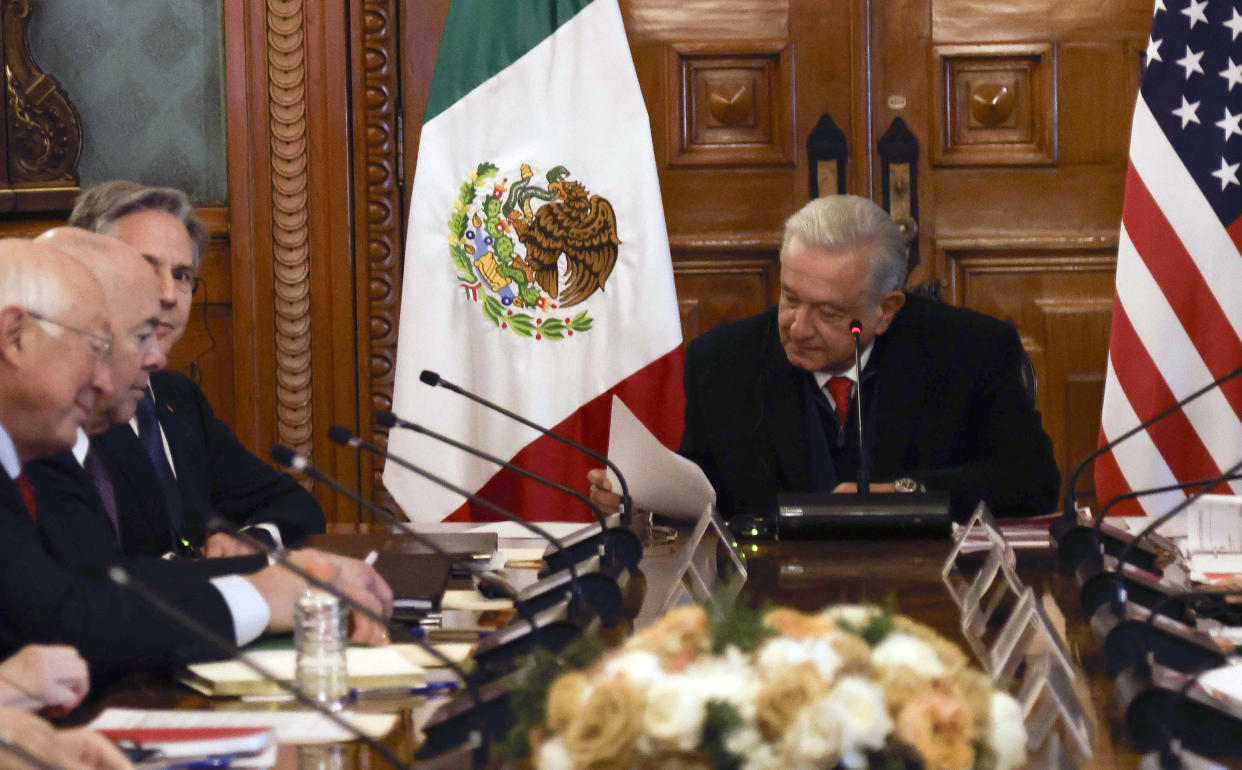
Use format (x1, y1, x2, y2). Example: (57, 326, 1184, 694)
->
(92, 427, 176, 553)
(756, 319, 813, 490)
(871, 305, 928, 477)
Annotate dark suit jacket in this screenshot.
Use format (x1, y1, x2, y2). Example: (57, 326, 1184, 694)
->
(680, 295, 1061, 521)
(27, 450, 267, 579)
(0, 467, 237, 685)
(93, 371, 325, 558)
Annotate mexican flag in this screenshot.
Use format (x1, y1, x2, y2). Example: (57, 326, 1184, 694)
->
(384, 0, 685, 523)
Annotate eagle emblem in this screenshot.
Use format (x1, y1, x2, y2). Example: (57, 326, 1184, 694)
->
(447, 161, 621, 340)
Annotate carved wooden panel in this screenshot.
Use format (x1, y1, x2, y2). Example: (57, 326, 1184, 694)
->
(933, 43, 1056, 166)
(672, 252, 778, 341)
(0, 0, 81, 212)
(351, 0, 403, 513)
(942, 242, 1117, 501)
(266, 0, 314, 464)
(666, 41, 794, 167)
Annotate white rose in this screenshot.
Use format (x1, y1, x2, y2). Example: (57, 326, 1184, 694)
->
(871, 632, 947, 678)
(757, 637, 842, 682)
(642, 674, 706, 751)
(827, 675, 893, 754)
(987, 691, 1028, 770)
(535, 737, 574, 770)
(742, 741, 783, 770)
(781, 697, 843, 768)
(684, 658, 761, 720)
(821, 604, 882, 628)
(602, 649, 665, 691)
(725, 724, 764, 757)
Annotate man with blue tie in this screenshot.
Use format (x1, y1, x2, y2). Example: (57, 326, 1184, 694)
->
(69, 181, 325, 558)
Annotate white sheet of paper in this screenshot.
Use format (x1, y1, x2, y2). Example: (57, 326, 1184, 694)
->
(439, 589, 514, 612)
(185, 645, 424, 686)
(89, 708, 398, 744)
(606, 395, 715, 520)
(465, 521, 587, 539)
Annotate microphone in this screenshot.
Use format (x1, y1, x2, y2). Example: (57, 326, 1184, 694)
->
(849, 319, 869, 496)
(418, 369, 635, 525)
(269, 446, 557, 758)
(323, 428, 624, 633)
(1052, 362, 1242, 561)
(375, 409, 641, 571)
(105, 565, 411, 770)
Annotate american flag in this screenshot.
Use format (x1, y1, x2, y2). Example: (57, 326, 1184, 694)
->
(1095, 0, 1242, 515)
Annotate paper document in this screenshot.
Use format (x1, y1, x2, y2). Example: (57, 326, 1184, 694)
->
(607, 396, 715, 520)
(90, 708, 398, 745)
(465, 521, 587, 539)
(1186, 495, 1242, 579)
(182, 645, 425, 697)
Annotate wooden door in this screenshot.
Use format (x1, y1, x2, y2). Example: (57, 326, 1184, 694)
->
(382, 0, 1153, 505)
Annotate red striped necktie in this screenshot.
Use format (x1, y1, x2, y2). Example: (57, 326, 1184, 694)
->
(15, 471, 36, 521)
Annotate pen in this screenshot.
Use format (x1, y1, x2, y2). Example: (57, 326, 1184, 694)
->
(349, 680, 459, 700)
(161, 755, 240, 770)
(363, 549, 379, 566)
(410, 627, 491, 640)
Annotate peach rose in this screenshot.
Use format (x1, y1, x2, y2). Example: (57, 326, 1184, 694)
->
(895, 690, 977, 770)
(878, 663, 934, 714)
(545, 671, 589, 734)
(763, 607, 835, 638)
(626, 605, 709, 671)
(754, 662, 828, 741)
(828, 631, 875, 678)
(561, 677, 643, 768)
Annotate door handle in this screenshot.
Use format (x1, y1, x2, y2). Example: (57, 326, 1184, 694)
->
(878, 117, 920, 274)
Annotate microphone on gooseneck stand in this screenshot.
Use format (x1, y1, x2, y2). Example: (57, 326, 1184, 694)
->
(270, 446, 544, 762)
(104, 566, 411, 770)
(269, 445, 546, 644)
(418, 369, 636, 526)
(1077, 471, 1242, 617)
(375, 409, 642, 572)
(324, 428, 607, 651)
(849, 320, 869, 496)
(1051, 362, 1242, 571)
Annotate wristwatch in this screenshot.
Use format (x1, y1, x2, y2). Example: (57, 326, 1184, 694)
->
(893, 477, 926, 494)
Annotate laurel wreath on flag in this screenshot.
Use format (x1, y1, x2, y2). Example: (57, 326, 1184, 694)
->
(448, 162, 594, 341)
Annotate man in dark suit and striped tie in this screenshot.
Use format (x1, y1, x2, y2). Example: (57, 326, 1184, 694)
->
(69, 181, 326, 559)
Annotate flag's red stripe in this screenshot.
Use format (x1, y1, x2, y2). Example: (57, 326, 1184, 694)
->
(1122, 164, 1242, 421)
(445, 345, 687, 522)
(1104, 302, 1223, 491)
(1093, 440, 1149, 518)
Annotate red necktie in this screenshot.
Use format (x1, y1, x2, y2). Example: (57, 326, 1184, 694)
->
(826, 376, 853, 427)
(15, 471, 36, 521)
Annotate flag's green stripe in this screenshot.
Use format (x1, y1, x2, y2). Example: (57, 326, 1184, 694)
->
(424, 0, 594, 123)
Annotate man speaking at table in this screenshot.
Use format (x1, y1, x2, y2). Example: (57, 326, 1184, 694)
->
(592, 195, 1060, 522)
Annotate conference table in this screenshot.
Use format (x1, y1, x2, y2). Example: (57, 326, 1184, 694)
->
(88, 526, 1145, 768)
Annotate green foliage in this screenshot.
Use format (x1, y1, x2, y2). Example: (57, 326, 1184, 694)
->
(700, 701, 744, 770)
(493, 232, 515, 260)
(450, 245, 476, 283)
(707, 593, 773, 654)
(448, 208, 468, 240)
(836, 598, 898, 647)
(481, 295, 504, 326)
(498, 636, 606, 761)
(476, 161, 498, 179)
(569, 310, 592, 332)
(518, 283, 541, 309)
(539, 317, 566, 340)
(508, 313, 535, 337)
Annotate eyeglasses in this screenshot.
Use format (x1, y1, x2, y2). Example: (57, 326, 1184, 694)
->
(25, 310, 114, 364)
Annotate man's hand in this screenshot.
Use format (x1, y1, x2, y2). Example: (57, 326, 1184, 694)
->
(246, 550, 394, 645)
(0, 645, 89, 716)
(587, 468, 623, 514)
(0, 706, 133, 770)
(831, 482, 898, 494)
(202, 532, 262, 559)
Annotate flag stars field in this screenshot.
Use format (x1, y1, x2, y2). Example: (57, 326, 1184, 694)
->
(1178, 45, 1205, 77)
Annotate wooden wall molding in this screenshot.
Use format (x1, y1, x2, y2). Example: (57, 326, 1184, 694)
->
(266, 0, 314, 461)
(350, 0, 403, 509)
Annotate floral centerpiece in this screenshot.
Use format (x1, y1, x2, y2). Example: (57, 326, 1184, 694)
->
(504, 601, 1027, 770)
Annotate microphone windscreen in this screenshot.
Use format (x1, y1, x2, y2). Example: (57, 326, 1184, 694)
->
(420, 370, 441, 387)
(327, 425, 354, 446)
(270, 444, 297, 467)
(849, 319, 862, 335)
(374, 410, 398, 429)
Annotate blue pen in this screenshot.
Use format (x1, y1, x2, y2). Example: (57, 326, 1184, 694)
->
(348, 680, 459, 700)
(160, 755, 238, 770)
